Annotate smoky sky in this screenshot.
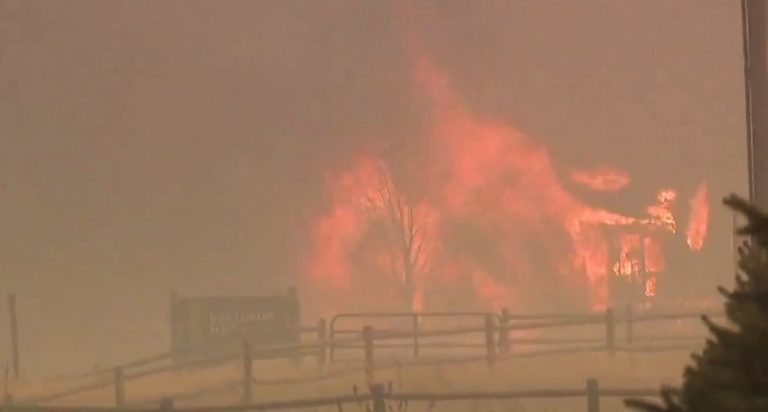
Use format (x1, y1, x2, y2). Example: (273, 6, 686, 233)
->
(0, 0, 748, 375)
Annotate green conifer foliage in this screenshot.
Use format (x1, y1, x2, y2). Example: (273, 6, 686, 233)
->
(626, 195, 768, 412)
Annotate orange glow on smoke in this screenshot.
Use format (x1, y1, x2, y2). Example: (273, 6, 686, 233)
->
(643, 235, 666, 273)
(303, 55, 703, 315)
(470, 268, 517, 312)
(686, 181, 708, 251)
(305, 156, 439, 311)
(570, 167, 630, 191)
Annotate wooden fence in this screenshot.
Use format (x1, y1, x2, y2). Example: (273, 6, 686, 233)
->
(14, 305, 720, 408)
(329, 305, 720, 374)
(3, 378, 658, 412)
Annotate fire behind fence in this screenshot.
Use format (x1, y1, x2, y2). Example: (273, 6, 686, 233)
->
(9, 305, 720, 410)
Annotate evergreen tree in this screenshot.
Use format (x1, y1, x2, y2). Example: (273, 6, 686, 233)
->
(626, 195, 768, 412)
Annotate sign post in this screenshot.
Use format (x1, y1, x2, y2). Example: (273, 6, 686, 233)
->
(7, 294, 19, 380)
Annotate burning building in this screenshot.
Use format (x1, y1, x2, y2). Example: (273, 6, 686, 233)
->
(301, 53, 711, 317)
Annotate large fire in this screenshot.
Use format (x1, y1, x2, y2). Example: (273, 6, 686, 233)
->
(302, 55, 709, 316)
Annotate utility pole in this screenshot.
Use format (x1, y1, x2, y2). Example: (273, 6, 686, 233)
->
(742, 0, 768, 209)
(7, 294, 19, 380)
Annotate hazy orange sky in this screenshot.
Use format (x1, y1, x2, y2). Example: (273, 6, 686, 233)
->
(0, 0, 749, 375)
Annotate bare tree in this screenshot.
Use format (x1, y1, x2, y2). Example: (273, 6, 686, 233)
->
(362, 163, 430, 310)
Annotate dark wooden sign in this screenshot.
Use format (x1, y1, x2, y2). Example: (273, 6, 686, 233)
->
(170, 288, 300, 360)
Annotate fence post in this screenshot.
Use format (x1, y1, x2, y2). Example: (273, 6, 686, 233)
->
(484, 314, 496, 367)
(363, 325, 374, 380)
(498, 309, 510, 355)
(1, 364, 9, 407)
(605, 308, 615, 355)
(8, 294, 20, 380)
(160, 398, 174, 412)
(371, 383, 386, 412)
(169, 290, 179, 357)
(413, 314, 419, 359)
(586, 378, 599, 412)
(241, 340, 253, 405)
(317, 318, 327, 369)
(114, 366, 125, 407)
(287, 287, 301, 367)
(625, 304, 634, 344)
(329, 320, 336, 364)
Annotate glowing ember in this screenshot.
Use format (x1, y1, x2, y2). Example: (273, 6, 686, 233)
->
(570, 167, 630, 191)
(686, 181, 709, 251)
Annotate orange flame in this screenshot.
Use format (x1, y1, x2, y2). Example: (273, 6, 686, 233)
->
(686, 181, 708, 251)
(613, 234, 641, 277)
(644, 276, 657, 297)
(645, 189, 677, 233)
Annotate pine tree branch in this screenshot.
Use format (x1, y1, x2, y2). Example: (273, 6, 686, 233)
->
(730, 291, 768, 302)
(723, 195, 768, 247)
(625, 387, 684, 412)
